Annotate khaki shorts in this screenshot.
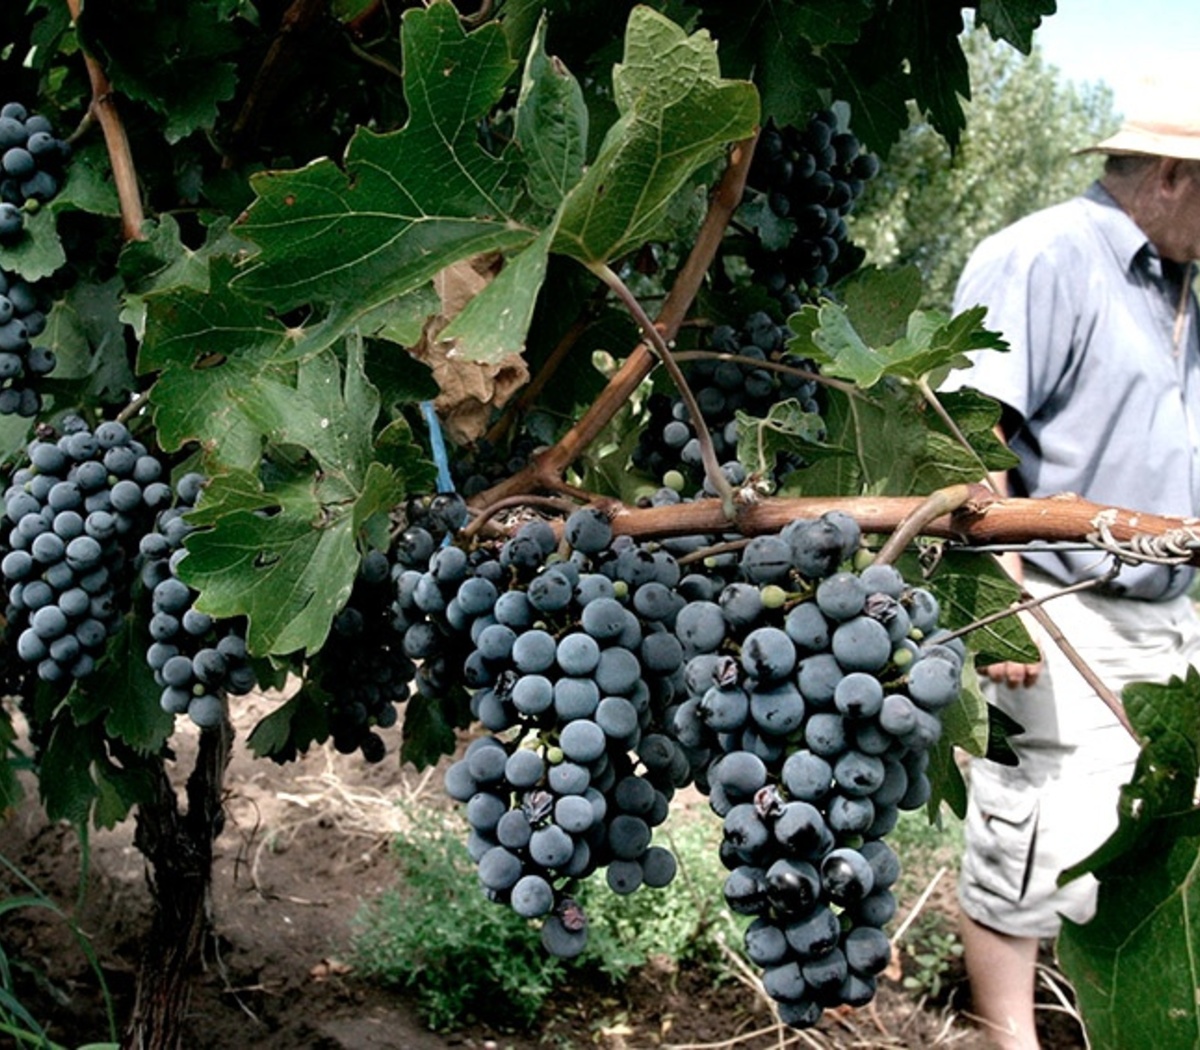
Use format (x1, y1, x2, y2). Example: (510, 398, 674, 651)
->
(958, 568, 1200, 939)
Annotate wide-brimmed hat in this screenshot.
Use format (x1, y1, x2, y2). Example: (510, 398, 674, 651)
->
(1079, 84, 1200, 160)
(1080, 119, 1200, 160)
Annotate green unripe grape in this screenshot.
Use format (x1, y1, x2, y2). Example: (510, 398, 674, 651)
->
(760, 584, 787, 609)
(853, 548, 875, 572)
(891, 646, 914, 668)
(545, 745, 564, 765)
(612, 580, 629, 600)
(663, 469, 686, 492)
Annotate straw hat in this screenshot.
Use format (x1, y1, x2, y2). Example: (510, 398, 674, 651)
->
(1080, 82, 1200, 160)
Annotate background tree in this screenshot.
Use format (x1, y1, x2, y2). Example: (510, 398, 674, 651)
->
(851, 27, 1118, 310)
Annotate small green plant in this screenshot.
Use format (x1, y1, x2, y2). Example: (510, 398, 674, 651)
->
(900, 913, 965, 1002)
(352, 810, 745, 1030)
(350, 814, 564, 1031)
(0, 850, 119, 1050)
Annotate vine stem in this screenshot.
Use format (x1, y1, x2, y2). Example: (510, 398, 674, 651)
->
(874, 485, 972, 566)
(460, 493, 588, 541)
(65, 0, 146, 242)
(674, 350, 859, 396)
(467, 132, 760, 507)
(591, 261, 737, 518)
(916, 377, 1002, 496)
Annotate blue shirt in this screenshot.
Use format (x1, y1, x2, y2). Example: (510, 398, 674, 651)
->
(948, 181, 1200, 599)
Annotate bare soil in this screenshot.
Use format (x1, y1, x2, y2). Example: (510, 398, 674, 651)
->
(0, 693, 1088, 1050)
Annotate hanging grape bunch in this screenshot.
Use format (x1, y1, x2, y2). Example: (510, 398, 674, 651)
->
(0, 100, 70, 244)
(137, 469, 261, 732)
(1, 418, 173, 685)
(631, 310, 824, 496)
(740, 111, 881, 313)
(670, 511, 960, 1028)
(441, 508, 694, 958)
(0, 268, 54, 417)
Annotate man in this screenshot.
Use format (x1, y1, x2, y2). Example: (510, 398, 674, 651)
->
(946, 104, 1200, 1049)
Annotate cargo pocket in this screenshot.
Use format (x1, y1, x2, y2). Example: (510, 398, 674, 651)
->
(964, 770, 1039, 904)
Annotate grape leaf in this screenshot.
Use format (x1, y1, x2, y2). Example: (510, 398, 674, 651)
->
(885, 0, 971, 152)
(1058, 670, 1200, 1050)
(119, 215, 250, 337)
(439, 228, 554, 363)
(699, 1, 871, 132)
(918, 548, 1037, 667)
(92, 755, 157, 831)
(551, 6, 759, 265)
(401, 691, 460, 770)
(77, 0, 241, 143)
(977, 0, 1058, 53)
(38, 718, 99, 826)
(515, 15, 588, 213)
(141, 257, 299, 469)
(233, 1, 531, 317)
(166, 339, 414, 656)
(790, 299, 1005, 388)
(835, 265, 924, 348)
(735, 399, 827, 482)
(247, 690, 330, 764)
(42, 277, 135, 403)
(179, 481, 362, 659)
(0, 205, 64, 281)
(780, 382, 1013, 499)
(69, 617, 174, 755)
(178, 454, 406, 658)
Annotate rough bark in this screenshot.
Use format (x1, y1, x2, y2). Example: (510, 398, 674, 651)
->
(121, 721, 232, 1050)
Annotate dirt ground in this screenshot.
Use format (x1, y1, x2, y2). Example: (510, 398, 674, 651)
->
(0, 692, 1088, 1050)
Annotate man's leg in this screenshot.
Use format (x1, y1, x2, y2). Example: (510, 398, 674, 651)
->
(960, 908, 1040, 1050)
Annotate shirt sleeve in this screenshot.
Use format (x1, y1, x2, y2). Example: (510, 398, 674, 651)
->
(945, 226, 1081, 426)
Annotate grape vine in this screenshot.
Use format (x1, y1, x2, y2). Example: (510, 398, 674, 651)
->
(0, 4, 1193, 1049)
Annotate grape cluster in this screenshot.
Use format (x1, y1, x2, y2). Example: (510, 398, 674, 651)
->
(138, 471, 259, 731)
(1, 419, 171, 685)
(0, 268, 53, 417)
(440, 510, 694, 957)
(741, 112, 880, 311)
(631, 310, 821, 495)
(668, 511, 961, 1027)
(451, 430, 543, 499)
(315, 548, 414, 761)
(0, 101, 70, 244)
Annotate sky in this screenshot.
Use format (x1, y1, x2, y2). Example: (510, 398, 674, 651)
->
(1029, 1, 1200, 117)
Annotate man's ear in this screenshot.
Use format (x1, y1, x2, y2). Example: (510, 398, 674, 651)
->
(1159, 157, 1189, 193)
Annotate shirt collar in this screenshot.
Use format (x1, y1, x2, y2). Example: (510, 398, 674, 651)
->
(1082, 180, 1158, 277)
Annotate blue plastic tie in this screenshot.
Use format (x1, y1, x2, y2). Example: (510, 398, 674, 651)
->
(421, 400, 455, 495)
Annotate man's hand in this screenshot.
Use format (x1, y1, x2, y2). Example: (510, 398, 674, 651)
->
(981, 657, 1043, 689)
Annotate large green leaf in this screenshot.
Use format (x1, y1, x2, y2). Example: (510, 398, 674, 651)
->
(1058, 671, 1200, 1050)
(233, 1, 531, 316)
(141, 257, 299, 468)
(779, 381, 1013, 498)
(917, 549, 1037, 668)
(790, 298, 1006, 388)
(551, 6, 759, 265)
(77, 0, 241, 143)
